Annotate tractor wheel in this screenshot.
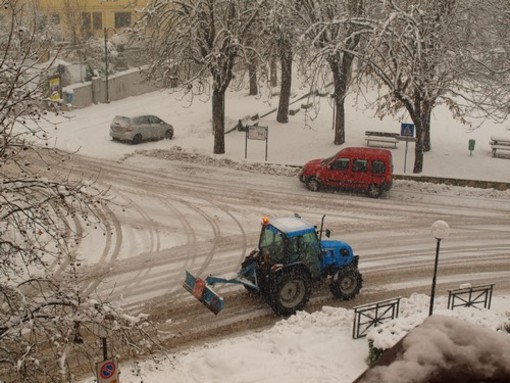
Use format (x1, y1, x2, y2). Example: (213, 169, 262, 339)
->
(329, 268, 363, 300)
(267, 270, 310, 316)
(306, 177, 320, 192)
(367, 184, 381, 198)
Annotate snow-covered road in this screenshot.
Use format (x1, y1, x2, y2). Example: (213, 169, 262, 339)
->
(58, 151, 510, 349)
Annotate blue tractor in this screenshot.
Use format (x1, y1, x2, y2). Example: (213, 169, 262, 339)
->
(184, 215, 363, 316)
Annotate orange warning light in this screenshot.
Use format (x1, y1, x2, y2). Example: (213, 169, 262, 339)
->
(262, 216, 270, 225)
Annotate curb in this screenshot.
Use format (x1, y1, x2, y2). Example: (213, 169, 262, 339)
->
(393, 174, 509, 191)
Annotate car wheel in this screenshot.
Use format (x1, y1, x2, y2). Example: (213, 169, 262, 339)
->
(165, 129, 173, 139)
(132, 134, 142, 145)
(329, 268, 362, 300)
(306, 177, 320, 192)
(268, 270, 310, 316)
(367, 184, 381, 198)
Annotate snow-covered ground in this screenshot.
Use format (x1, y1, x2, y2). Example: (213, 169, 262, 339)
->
(51, 83, 510, 182)
(79, 295, 510, 383)
(47, 85, 510, 383)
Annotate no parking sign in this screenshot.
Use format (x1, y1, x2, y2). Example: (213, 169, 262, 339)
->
(96, 359, 119, 383)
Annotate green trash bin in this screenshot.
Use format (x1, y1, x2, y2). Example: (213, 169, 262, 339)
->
(468, 139, 475, 155)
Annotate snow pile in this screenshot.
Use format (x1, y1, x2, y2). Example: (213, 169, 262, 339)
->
(358, 314, 510, 383)
(367, 293, 510, 351)
(136, 146, 301, 177)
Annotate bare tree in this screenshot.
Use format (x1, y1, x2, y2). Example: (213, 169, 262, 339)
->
(297, 0, 364, 144)
(265, 0, 297, 123)
(352, 0, 509, 173)
(1, 2, 161, 381)
(452, 0, 510, 123)
(139, 0, 265, 154)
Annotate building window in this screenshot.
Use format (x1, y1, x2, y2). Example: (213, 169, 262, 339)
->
(51, 13, 60, 25)
(82, 12, 91, 31)
(114, 12, 131, 28)
(93, 12, 102, 30)
(38, 15, 48, 30)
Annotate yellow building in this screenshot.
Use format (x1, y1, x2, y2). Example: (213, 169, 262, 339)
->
(33, 0, 149, 40)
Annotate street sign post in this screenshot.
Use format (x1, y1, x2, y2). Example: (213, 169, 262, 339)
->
(245, 125, 269, 161)
(401, 123, 415, 173)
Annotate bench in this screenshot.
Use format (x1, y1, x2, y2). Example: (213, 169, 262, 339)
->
(365, 131, 400, 139)
(489, 136, 510, 157)
(365, 135, 399, 149)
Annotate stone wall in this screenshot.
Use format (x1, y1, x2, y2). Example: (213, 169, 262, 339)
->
(62, 68, 158, 108)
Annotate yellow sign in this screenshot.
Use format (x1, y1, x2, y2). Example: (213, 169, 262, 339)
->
(48, 75, 61, 102)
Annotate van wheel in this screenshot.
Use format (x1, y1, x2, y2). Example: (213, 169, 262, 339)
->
(165, 129, 173, 139)
(306, 177, 320, 192)
(367, 184, 381, 198)
(132, 134, 142, 145)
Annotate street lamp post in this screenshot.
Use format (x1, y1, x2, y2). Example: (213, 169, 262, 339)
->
(429, 220, 450, 316)
(104, 27, 116, 103)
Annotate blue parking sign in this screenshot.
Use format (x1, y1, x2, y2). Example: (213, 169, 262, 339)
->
(401, 123, 415, 137)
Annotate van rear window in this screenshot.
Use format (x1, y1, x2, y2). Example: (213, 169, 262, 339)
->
(372, 160, 386, 174)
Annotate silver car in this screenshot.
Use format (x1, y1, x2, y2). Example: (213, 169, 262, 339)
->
(110, 115, 174, 144)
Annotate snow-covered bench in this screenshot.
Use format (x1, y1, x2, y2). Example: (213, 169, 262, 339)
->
(364, 131, 400, 149)
(365, 135, 399, 149)
(489, 136, 510, 157)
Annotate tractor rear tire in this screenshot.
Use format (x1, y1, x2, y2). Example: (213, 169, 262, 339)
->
(329, 268, 362, 300)
(267, 270, 310, 316)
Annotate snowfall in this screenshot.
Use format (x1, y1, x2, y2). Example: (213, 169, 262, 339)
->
(46, 79, 510, 382)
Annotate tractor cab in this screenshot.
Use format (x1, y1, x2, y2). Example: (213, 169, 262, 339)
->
(258, 216, 323, 278)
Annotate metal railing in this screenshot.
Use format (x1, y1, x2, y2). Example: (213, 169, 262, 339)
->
(352, 297, 401, 339)
(448, 283, 495, 310)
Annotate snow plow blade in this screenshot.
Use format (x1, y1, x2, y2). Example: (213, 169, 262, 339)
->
(183, 270, 225, 314)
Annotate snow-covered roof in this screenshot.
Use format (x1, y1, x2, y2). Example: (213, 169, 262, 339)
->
(269, 216, 315, 236)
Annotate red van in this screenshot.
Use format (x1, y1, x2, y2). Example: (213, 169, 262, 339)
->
(298, 147, 393, 198)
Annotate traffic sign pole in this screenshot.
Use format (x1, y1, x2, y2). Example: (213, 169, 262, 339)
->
(401, 123, 415, 173)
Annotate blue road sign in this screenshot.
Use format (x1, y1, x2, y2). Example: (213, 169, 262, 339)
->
(401, 123, 415, 137)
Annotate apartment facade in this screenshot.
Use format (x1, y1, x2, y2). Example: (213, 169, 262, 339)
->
(34, 0, 149, 40)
